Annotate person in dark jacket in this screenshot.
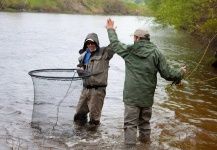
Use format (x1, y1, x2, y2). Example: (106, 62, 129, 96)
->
(105, 18, 186, 144)
(74, 33, 115, 126)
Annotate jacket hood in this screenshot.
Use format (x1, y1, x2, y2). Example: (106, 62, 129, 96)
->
(80, 33, 100, 54)
(129, 40, 156, 58)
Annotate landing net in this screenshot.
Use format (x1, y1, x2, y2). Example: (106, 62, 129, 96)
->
(28, 69, 91, 132)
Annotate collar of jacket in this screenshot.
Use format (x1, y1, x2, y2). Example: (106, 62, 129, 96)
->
(80, 47, 100, 60)
(89, 47, 99, 56)
(129, 40, 157, 58)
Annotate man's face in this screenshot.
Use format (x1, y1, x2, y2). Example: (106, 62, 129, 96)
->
(86, 40, 96, 52)
(134, 36, 140, 42)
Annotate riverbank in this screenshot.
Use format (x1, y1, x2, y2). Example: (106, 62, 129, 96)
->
(0, 0, 151, 16)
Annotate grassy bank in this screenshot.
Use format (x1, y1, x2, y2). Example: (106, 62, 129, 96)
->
(0, 0, 151, 16)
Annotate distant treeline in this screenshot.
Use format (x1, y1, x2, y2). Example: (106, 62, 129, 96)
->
(0, 0, 151, 16)
(148, 0, 217, 44)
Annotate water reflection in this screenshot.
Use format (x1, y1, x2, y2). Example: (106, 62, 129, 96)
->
(160, 78, 217, 149)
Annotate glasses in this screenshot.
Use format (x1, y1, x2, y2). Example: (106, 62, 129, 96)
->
(86, 41, 95, 45)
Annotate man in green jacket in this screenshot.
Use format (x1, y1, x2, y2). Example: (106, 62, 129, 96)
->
(105, 18, 186, 145)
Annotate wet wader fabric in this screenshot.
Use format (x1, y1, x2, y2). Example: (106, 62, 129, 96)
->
(124, 104, 152, 144)
(74, 87, 106, 125)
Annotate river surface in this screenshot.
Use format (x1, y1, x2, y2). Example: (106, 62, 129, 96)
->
(0, 12, 216, 150)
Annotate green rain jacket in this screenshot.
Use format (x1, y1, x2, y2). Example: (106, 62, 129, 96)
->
(107, 29, 184, 107)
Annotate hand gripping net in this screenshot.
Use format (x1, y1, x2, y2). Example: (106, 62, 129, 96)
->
(28, 69, 91, 132)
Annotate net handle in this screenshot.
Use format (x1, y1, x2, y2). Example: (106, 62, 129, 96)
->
(28, 69, 91, 80)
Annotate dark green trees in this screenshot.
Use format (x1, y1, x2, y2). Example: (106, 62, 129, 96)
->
(148, 0, 217, 41)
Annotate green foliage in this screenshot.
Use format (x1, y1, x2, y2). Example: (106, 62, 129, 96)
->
(125, 1, 151, 16)
(148, 0, 217, 40)
(79, 0, 104, 14)
(29, 0, 56, 7)
(0, 0, 150, 15)
(202, 19, 217, 34)
(7, 0, 28, 10)
(0, 0, 10, 9)
(125, 1, 141, 9)
(148, 0, 161, 11)
(102, 0, 127, 14)
(28, 0, 44, 7)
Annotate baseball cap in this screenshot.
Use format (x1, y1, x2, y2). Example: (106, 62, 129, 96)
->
(85, 38, 94, 42)
(131, 27, 149, 38)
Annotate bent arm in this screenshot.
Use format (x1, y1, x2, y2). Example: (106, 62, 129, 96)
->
(104, 44, 115, 60)
(158, 52, 184, 81)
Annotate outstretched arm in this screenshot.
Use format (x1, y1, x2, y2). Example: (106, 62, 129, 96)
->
(106, 18, 131, 58)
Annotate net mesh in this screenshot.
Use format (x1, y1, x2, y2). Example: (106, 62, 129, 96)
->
(28, 69, 91, 132)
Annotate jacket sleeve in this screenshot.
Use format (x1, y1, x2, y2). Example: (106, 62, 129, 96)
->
(104, 44, 115, 60)
(107, 29, 131, 58)
(77, 53, 85, 68)
(157, 51, 184, 81)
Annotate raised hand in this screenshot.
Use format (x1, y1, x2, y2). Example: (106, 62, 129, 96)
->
(106, 18, 116, 30)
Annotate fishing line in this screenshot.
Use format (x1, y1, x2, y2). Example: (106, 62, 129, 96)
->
(190, 76, 217, 84)
(186, 40, 209, 65)
(185, 33, 217, 81)
(52, 70, 77, 130)
(44, 70, 77, 115)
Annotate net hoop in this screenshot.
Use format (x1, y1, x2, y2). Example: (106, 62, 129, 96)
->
(28, 69, 91, 80)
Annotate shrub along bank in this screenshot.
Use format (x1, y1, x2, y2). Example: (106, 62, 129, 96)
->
(0, 0, 151, 16)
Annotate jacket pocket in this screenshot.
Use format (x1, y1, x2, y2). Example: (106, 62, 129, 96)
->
(89, 55, 104, 75)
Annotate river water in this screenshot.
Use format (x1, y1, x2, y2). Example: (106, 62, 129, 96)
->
(0, 12, 216, 150)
